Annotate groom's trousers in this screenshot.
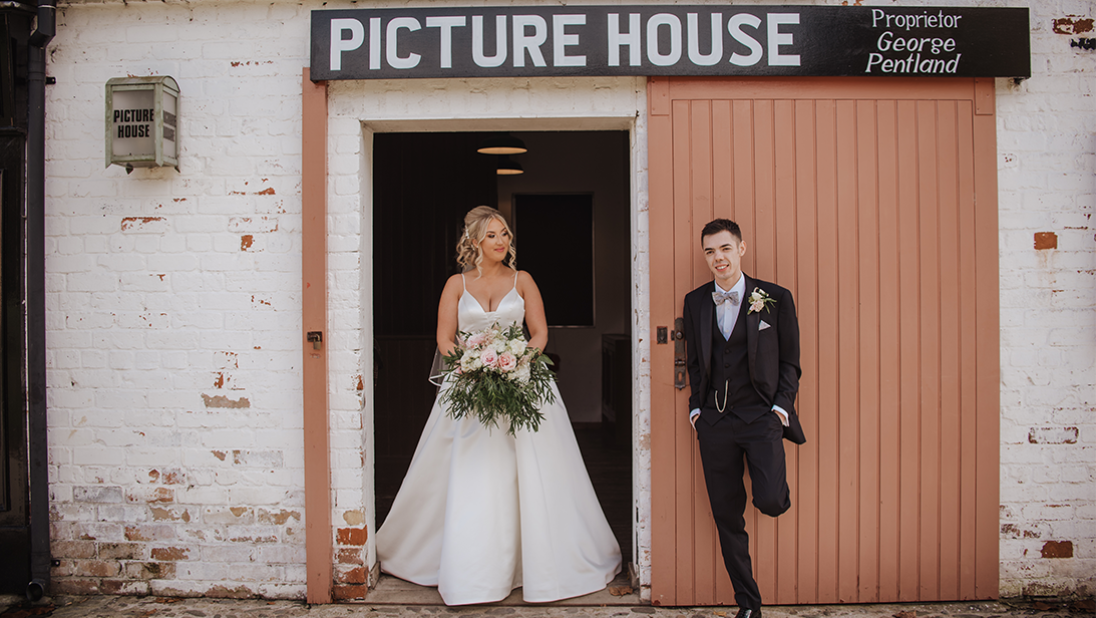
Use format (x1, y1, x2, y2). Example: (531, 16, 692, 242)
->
(696, 410, 790, 611)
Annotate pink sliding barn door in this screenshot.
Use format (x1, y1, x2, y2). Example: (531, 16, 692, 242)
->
(648, 77, 1000, 606)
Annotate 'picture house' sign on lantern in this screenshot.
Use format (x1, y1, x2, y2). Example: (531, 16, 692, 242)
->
(105, 76, 179, 171)
(310, 5, 1030, 81)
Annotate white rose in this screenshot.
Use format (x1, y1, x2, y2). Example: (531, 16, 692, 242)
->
(508, 339, 527, 355)
(461, 353, 483, 372)
(513, 364, 531, 384)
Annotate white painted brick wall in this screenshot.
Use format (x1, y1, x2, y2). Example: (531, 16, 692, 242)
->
(992, 0, 1095, 597)
(47, 0, 313, 599)
(45, 0, 1093, 602)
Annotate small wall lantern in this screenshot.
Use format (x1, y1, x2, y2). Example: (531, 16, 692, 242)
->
(105, 76, 179, 171)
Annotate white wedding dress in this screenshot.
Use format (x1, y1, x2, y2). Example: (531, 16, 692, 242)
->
(376, 275, 622, 605)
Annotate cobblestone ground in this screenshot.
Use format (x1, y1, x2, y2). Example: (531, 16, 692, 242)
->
(2, 596, 1094, 618)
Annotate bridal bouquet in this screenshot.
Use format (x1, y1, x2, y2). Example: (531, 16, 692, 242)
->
(439, 322, 556, 435)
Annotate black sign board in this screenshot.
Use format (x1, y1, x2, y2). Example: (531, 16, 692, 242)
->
(310, 5, 1029, 81)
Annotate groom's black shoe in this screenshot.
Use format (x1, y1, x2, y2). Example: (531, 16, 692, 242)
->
(734, 609, 761, 618)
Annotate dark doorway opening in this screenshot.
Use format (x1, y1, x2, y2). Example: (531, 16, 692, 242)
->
(372, 130, 633, 564)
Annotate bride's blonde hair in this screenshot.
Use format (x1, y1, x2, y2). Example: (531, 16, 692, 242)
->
(456, 206, 517, 276)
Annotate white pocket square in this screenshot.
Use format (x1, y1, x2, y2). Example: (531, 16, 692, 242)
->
(759, 320, 771, 331)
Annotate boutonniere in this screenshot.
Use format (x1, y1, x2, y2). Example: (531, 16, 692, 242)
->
(747, 287, 776, 315)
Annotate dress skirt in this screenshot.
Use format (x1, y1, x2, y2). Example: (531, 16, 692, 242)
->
(376, 381, 622, 605)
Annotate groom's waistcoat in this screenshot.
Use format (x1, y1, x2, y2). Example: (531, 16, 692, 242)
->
(703, 299, 769, 424)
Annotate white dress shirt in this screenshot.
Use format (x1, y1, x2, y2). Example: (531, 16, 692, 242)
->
(716, 274, 747, 339)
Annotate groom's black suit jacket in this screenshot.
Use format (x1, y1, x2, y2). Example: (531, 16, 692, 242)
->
(683, 275, 806, 444)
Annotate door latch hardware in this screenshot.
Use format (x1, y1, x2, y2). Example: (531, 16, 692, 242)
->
(672, 317, 687, 390)
(307, 331, 323, 350)
(656, 326, 668, 344)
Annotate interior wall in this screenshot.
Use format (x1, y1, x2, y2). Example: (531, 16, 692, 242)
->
(497, 132, 631, 424)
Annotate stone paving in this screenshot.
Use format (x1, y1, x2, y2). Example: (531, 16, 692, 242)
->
(1, 595, 1094, 618)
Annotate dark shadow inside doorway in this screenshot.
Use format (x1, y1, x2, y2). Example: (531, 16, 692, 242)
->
(372, 130, 633, 564)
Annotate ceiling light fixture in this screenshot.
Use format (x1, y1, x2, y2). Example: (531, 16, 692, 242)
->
(477, 134, 528, 155)
(496, 157, 524, 175)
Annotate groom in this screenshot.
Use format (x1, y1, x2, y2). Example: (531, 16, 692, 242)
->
(682, 219, 804, 618)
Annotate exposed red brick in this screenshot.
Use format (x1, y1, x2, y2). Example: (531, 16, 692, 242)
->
(100, 579, 151, 595)
(1024, 582, 1069, 597)
(162, 470, 184, 485)
(332, 584, 368, 601)
(201, 393, 251, 408)
(1028, 426, 1079, 444)
(1041, 540, 1073, 558)
(52, 578, 101, 595)
(52, 540, 96, 559)
(150, 487, 174, 503)
(51, 560, 77, 577)
(120, 216, 166, 232)
(97, 542, 141, 560)
(336, 527, 367, 546)
(1034, 231, 1058, 250)
(125, 525, 174, 542)
(211, 450, 227, 461)
(151, 547, 190, 561)
(1053, 17, 1094, 35)
(123, 561, 175, 580)
(74, 559, 121, 578)
(256, 187, 276, 195)
(337, 566, 366, 584)
(150, 507, 191, 522)
(228, 534, 277, 544)
(206, 585, 256, 599)
(1001, 523, 1040, 539)
(240, 235, 254, 251)
(336, 548, 361, 564)
(230, 507, 249, 517)
(148, 470, 160, 483)
(257, 509, 301, 525)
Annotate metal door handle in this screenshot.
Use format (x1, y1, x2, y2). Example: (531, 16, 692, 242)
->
(672, 317, 686, 390)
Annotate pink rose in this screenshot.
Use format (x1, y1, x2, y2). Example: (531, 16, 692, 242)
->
(481, 348, 498, 367)
(751, 300, 765, 313)
(467, 332, 488, 348)
(498, 352, 517, 372)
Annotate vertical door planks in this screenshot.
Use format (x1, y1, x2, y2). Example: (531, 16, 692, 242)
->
(792, 98, 821, 606)
(875, 98, 902, 603)
(855, 99, 881, 604)
(649, 77, 999, 606)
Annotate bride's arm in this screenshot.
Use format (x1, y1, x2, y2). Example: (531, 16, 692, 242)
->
(518, 271, 548, 352)
(436, 275, 462, 357)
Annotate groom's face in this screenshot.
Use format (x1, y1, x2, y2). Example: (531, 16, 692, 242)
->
(702, 230, 746, 288)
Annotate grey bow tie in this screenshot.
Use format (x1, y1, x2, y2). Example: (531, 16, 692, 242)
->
(712, 290, 740, 306)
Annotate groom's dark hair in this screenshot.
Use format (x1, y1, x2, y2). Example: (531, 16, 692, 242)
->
(701, 219, 742, 243)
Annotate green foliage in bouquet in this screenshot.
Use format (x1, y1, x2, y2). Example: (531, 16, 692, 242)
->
(439, 323, 556, 436)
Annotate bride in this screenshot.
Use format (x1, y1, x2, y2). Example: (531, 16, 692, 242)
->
(376, 206, 622, 605)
